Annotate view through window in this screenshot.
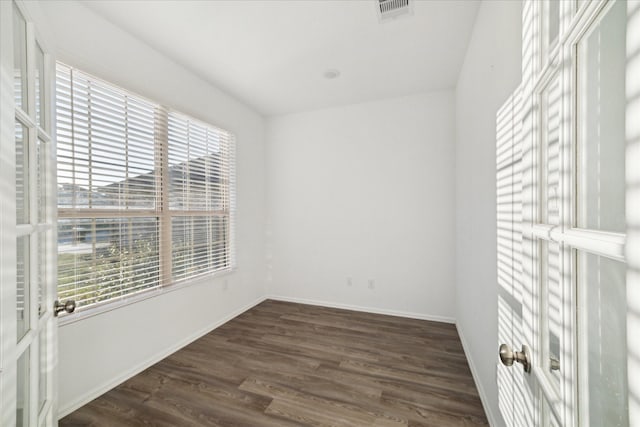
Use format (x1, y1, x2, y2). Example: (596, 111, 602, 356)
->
(56, 64, 235, 312)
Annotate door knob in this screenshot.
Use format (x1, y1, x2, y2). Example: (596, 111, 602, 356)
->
(54, 300, 76, 317)
(499, 343, 531, 373)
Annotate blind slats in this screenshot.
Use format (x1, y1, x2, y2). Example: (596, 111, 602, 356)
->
(56, 63, 236, 312)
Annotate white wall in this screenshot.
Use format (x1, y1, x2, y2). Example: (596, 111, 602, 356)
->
(32, 1, 267, 417)
(25, 0, 522, 421)
(265, 91, 456, 321)
(455, 1, 522, 426)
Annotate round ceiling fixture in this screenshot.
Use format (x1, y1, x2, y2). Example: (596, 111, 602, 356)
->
(323, 69, 340, 79)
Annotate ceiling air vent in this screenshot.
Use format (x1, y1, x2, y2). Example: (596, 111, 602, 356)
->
(377, 0, 413, 22)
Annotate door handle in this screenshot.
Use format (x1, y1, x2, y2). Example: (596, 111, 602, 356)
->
(54, 300, 76, 317)
(499, 343, 531, 373)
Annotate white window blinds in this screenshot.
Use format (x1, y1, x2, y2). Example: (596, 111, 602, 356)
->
(56, 63, 235, 312)
(167, 112, 236, 282)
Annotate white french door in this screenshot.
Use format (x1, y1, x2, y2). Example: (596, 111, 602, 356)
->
(497, 0, 639, 426)
(0, 1, 60, 425)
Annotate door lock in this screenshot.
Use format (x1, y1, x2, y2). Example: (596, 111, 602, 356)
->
(54, 300, 76, 317)
(499, 343, 531, 373)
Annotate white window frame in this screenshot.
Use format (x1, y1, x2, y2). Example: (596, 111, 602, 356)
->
(56, 64, 236, 324)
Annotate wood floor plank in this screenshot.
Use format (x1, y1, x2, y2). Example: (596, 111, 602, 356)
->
(60, 300, 488, 426)
(265, 396, 407, 427)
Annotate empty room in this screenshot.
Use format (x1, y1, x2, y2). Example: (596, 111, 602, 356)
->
(1, 0, 638, 426)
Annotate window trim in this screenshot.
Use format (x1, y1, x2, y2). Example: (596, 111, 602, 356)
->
(56, 63, 237, 323)
(58, 266, 235, 326)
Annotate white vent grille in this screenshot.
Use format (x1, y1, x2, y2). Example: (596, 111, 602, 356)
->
(377, 0, 412, 21)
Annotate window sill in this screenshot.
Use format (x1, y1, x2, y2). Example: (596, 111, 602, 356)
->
(57, 267, 237, 327)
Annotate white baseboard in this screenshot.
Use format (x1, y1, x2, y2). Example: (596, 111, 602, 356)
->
(456, 322, 500, 427)
(58, 295, 268, 419)
(266, 294, 456, 324)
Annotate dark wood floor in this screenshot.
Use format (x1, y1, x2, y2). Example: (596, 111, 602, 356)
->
(60, 300, 488, 426)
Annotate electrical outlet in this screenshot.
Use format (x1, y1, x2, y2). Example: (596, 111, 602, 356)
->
(368, 279, 375, 289)
(347, 276, 353, 286)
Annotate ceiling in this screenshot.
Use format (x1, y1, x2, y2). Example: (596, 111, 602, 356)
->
(83, 0, 480, 116)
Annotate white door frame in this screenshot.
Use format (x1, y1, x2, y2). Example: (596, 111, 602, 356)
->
(625, 1, 640, 424)
(499, 0, 638, 425)
(0, 1, 58, 425)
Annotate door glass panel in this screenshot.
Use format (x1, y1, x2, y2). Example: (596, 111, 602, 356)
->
(16, 349, 30, 427)
(16, 121, 29, 225)
(576, 0, 626, 232)
(17, 235, 30, 341)
(37, 232, 46, 317)
(38, 331, 47, 411)
(35, 43, 45, 127)
(13, 3, 27, 111)
(578, 251, 627, 426)
(547, 0, 560, 49)
(541, 74, 561, 225)
(541, 240, 562, 388)
(36, 138, 47, 224)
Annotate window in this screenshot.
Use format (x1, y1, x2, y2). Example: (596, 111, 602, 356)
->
(56, 64, 235, 312)
(167, 112, 235, 282)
